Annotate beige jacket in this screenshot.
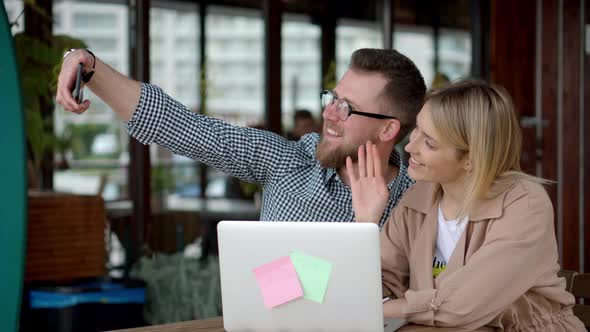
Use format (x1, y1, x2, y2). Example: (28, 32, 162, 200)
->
(381, 179, 585, 331)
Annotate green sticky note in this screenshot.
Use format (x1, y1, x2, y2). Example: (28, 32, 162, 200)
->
(290, 251, 332, 303)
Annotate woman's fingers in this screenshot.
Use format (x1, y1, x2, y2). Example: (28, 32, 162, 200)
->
(372, 142, 383, 179)
(351, 142, 384, 181)
(357, 144, 366, 178)
(366, 141, 374, 178)
(346, 156, 357, 182)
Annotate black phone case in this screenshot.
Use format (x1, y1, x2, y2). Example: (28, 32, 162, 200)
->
(73, 63, 84, 103)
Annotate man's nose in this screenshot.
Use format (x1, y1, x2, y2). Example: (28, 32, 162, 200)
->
(322, 103, 340, 121)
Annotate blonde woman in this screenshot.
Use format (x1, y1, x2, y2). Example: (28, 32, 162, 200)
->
(347, 81, 585, 331)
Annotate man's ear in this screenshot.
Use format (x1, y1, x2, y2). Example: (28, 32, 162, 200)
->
(379, 119, 401, 142)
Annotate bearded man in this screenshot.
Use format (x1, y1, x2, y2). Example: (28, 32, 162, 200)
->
(57, 48, 425, 228)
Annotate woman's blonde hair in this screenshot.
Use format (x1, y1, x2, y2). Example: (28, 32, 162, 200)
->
(425, 80, 547, 218)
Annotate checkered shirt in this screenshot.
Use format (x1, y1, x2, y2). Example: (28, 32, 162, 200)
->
(125, 83, 415, 229)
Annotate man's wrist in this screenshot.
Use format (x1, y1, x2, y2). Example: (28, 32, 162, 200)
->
(63, 48, 95, 66)
(63, 48, 96, 83)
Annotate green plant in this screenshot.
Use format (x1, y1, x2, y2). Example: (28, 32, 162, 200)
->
(66, 123, 122, 160)
(199, 56, 208, 116)
(239, 181, 262, 199)
(151, 165, 175, 195)
(14, 33, 86, 172)
(322, 60, 337, 91)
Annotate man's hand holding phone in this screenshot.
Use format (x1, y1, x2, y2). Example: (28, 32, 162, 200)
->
(56, 49, 94, 114)
(72, 63, 84, 104)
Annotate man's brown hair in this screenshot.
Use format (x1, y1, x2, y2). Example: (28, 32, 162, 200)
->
(350, 48, 426, 139)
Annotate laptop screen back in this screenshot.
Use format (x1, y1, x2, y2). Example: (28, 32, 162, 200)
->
(217, 221, 383, 332)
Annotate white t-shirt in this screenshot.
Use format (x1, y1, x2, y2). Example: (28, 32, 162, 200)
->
(433, 204, 468, 278)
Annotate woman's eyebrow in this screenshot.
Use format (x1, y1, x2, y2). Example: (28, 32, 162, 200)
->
(415, 121, 437, 143)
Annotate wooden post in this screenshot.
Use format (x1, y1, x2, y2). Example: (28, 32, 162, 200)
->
(263, 0, 282, 134)
(25, 0, 53, 190)
(128, 0, 151, 271)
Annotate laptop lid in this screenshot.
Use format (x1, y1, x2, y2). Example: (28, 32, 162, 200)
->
(217, 221, 384, 332)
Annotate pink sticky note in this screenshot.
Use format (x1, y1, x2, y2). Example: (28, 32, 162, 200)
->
(253, 256, 303, 309)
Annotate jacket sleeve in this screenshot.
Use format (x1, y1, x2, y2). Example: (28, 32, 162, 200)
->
(381, 205, 411, 299)
(402, 184, 558, 329)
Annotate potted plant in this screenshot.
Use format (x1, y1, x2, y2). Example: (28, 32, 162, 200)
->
(14, 32, 86, 187)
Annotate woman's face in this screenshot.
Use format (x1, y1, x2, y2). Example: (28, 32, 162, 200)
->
(404, 104, 469, 185)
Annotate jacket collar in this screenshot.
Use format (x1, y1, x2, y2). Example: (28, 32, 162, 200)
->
(402, 180, 524, 221)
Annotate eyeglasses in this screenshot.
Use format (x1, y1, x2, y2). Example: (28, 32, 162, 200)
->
(320, 90, 397, 121)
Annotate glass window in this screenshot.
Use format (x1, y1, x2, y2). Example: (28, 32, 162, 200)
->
(52, 0, 130, 202)
(439, 28, 472, 81)
(73, 13, 118, 29)
(3, 0, 24, 35)
(206, 6, 263, 127)
(202, 7, 264, 202)
(150, 2, 199, 108)
(393, 25, 435, 88)
(336, 19, 383, 80)
(149, 1, 200, 209)
(281, 14, 321, 138)
(83, 37, 118, 51)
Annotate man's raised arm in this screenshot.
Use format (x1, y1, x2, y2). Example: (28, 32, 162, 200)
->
(55, 49, 307, 187)
(56, 49, 140, 122)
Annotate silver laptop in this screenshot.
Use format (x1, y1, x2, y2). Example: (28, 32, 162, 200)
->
(217, 221, 405, 332)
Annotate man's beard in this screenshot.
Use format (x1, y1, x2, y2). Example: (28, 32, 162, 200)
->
(316, 136, 357, 168)
(315, 132, 379, 169)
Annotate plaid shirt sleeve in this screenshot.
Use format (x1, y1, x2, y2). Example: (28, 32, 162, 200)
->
(124, 83, 307, 185)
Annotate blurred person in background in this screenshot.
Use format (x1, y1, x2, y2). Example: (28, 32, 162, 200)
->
(286, 109, 318, 141)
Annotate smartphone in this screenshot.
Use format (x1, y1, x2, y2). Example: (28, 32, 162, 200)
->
(72, 63, 84, 104)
